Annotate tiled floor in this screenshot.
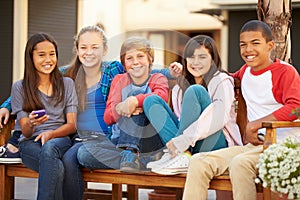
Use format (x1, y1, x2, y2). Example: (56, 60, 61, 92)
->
(15, 177, 216, 199)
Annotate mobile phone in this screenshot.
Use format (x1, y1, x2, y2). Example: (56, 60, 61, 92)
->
(33, 109, 46, 118)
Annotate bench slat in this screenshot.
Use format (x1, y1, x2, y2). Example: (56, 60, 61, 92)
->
(3, 164, 233, 189)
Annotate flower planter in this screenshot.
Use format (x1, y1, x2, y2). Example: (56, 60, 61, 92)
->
(271, 192, 289, 200)
(148, 189, 177, 200)
(256, 137, 300, 200)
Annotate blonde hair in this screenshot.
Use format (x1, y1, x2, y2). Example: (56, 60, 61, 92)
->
(120, 36, 154, 67)
(66, 25, 107, 112)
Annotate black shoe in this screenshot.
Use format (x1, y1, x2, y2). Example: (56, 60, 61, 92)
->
(0, 145, 22, 163)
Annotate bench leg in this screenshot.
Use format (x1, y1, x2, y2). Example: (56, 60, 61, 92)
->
(216, 190, 233, 200)
(0, 165, 14, 200)
(112, 184, 122, 200)
(127, 185, 138, 200)
(263, 187, 271, 200)
(176, 188, 183, 200)
(216, 190, 266, 200)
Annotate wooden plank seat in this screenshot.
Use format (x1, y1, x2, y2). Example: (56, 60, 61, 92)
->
(0, 114, 248, 200)
(1, 78, 297, 200)
(0, 164, 185, 199)
(0, 162, 244, 200)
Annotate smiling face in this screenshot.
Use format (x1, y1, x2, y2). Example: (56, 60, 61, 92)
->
(124, 49, 151, 84)
(186, 46, 212, 83)
(77, 31, 106, 68)
(33, 41, 57, 76)
(240, 31, 274, 71)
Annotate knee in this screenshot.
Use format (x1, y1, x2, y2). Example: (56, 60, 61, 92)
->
(186, 84, 206, 94)
(229, 155, 250, 176)
(229, 155, 259, 189)
(188, 154, 208, 176)
(77, 146, 88, 166)
(184, 85, 211, 107)
(144, 95, 161, 108)
(77, 146, 84, 163)
(184, 85, 207, 99)
(41, 141, 59, 157)
(143, 95, 167, 120)
(189, 156, 200, 171)
(63, 151, 78, 169)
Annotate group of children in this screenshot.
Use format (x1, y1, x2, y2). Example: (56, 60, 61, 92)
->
(0, 19, 300, 200)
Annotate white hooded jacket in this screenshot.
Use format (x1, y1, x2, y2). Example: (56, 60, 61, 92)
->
(171, 72, 243, 153)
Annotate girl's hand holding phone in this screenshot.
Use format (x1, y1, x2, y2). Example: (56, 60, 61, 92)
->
(33, 109, 46, 118)
(29, 109, 49, 127)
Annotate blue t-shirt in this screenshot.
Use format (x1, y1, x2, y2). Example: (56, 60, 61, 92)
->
(77, 83, 108, 134)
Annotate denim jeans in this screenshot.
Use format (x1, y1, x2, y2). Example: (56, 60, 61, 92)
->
(62, 140, 83, 200)
(77, 134, 121, 169)
(77, 134, 164, 170)
(144, 84, 227, 154)
(116, 113, 163, 153)
(8, 130, 21, 147)
(19, 136, 72, 200)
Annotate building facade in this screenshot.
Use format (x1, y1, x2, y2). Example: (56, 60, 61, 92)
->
(1, 0, 300, 103)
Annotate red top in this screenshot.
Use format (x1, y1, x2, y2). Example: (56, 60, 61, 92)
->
(104, 73, 169, 125)
(232, 59, 300, 121)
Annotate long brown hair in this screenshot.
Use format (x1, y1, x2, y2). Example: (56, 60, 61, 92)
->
(22, 32, 64, 112)
(177, 35, 226, 94)
(65, 25, 107, 112)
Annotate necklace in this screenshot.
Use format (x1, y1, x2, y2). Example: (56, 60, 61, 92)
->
(39, 83, 52, 96)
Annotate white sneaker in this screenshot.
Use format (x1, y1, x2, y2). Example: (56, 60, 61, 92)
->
(146, 151, 171, 170)
(151, 153, 190, 175)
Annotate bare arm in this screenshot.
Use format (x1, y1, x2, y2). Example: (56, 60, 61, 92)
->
(19, 111, 49, 138)
(34, 112, 77, 145)
(244, 114, 277, 145)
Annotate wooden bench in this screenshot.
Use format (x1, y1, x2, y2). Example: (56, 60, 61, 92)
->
(0, 79, 297, 200)
(0, 113, 195, 200)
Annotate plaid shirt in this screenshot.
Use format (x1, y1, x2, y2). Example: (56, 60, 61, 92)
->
(101, 61, 125, 101)
(0, 96, 11, 111)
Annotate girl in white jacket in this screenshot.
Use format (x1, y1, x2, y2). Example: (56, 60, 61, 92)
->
(143, 35, 242, 173)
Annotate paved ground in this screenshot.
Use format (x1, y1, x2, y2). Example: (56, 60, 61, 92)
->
(15, 177, 217, 199)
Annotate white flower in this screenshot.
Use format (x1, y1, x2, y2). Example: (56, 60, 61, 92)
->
(257, 137, 300, 199)
(255, 178, 261, 184)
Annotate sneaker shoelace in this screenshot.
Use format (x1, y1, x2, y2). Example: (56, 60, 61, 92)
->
(0, 146, 7, 157)
(163, 154, 189, 169)
(148, 153, 171, 167)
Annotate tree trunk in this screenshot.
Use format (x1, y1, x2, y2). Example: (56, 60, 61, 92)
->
(257, 0, 292, 63)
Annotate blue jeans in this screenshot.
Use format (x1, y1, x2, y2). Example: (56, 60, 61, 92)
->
(77, 134, 121, 169)
(116, 113, 163, 153)
(144, 85, 227, 153)
(8, 130, 21, 147)
(19, 136, 72, 200)
(77, 134, 163, 170)
(62, 140, 83, 200)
